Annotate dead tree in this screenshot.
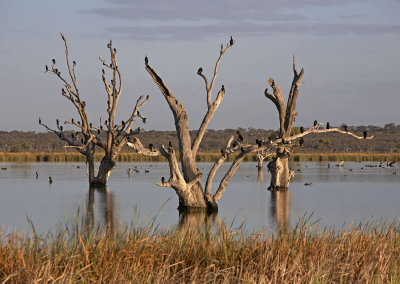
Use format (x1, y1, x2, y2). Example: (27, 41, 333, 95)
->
(264, 56, 373, 190)
(40, 34, 149, 186)
(128, 38, 262, 212)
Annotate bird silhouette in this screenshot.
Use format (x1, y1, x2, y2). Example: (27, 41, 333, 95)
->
(197, 67, 203, 75)
(299, 137, 304, 147)
(300, 126, 304, 133)
(49, 176, 53, 184)
(363, 130, 367, 139)
(237, 131, 243, 142)
(326, 122, 330, 129)
(145, 56, 148, 65)
(314, 120, 317, 127)
(230, 36, 234, 46)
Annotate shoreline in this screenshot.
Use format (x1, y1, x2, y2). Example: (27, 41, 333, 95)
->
(1, 151, 400, 163)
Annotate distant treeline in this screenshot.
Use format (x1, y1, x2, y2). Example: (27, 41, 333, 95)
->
(1, 123, 400, 154)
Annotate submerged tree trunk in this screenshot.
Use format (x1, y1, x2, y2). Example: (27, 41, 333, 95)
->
(94, 156, 115, 185)
(267, 147, 294, 191)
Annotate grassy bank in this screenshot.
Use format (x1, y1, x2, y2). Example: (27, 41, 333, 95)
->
(1, 151, 400, 163)
(1, 218, 400, 283)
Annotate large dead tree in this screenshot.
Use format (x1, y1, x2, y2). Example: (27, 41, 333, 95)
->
(263, 56, 373, 190)
(40, 34, 149, 185)
(128, 38, 261, 212)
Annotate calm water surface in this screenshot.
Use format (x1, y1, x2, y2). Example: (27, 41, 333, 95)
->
(0, 161, 399, 235)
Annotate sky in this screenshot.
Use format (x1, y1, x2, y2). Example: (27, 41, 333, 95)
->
(1, 0, 399, 132)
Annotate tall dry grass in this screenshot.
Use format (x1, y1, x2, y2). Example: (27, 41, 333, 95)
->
(2, 151, 400, 163)
(1, 216, 400, 283)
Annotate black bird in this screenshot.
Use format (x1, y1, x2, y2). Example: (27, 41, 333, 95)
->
(36, 171, 38, 179)
(56, 118, 59, 125)
(107, 43, 111, 48)
(343, 124, 349, 132)
(137, 127, 141, 133)
(54, 68, 58, 74)
(60, 126, 63, 131)
(237, 131, 243, 142)
(113, 48, 116, 53)
(256, 138, 262, 147)
(73, 61, 76, 65)
(363, 130, 367, 139)
(105, 120, 107, 125)
(240, 147, 245, 153)
(39, 118, 41, 124)
(300, 126, 304, 133)
(102, 69, 105, 74)
(71, 133, 75, 139)
(326, 122, 330, 129)
(232, 141, 237, 148)
(49, 176, 53, 184)
(299, 137, 304, 147)
(314, 120, 318, 127)
(161, 177, 165, 184)
(97, 129, 100, 135)
(52, 59, 56, 64)
(45, 65, 48, 71)
(197, 67, 203, 75)
(142, 117, 147, 124)
(100, 125, 103, 130)
(221, 85, 225, 92)
(149, 143, 154, 152)
(230, 36, 234, 46)
(169, 141, 173, 148)
(71, 118, 74, 123)
(77, 121, 80, 125)
(121, 120, 125, 126)
(111, 80, 114, 85)
(130, 129, 133, 134)
(221, 148, 226, 157)
(145, 56, 148, 65)
(89, 123, 92, 128)
(146, 95, 149, 100)
(81, 138, 84, 144)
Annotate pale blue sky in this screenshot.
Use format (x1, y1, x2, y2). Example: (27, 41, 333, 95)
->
(1, 0, 399, 132)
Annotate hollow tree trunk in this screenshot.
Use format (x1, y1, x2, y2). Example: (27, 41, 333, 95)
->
(93, 156, 115, 185)
(267, 147, 294, 191)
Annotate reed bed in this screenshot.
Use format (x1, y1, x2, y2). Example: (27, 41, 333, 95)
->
(2, 151, 400, 163)
(1, 216, 400, 283)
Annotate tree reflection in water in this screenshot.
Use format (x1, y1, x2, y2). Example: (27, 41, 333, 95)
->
(270, 190, 291, 234)
(85, 185, 115, 233)
(257, 167, 264, 183)
(177, 210, 226, 235)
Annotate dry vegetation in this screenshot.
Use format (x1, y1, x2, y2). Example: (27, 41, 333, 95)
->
(1, 216, 400, 283)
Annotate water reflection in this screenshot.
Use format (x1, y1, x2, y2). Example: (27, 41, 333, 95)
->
(257, 167, 264, 183)
(177, 210, 225, 235)
(270, 190, 291, 234)
(85, 185, 116, 233)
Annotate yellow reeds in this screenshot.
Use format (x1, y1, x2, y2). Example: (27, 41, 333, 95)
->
(1, 217, 400, 283)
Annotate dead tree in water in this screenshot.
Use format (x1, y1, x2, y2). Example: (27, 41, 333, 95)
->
(40, 34, 149, 186)
(263, 56, 373, 191)
(128, 38, 261, 212)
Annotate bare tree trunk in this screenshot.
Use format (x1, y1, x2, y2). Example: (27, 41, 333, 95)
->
(267, 147, 294, 191)
(94, 156, 115, 185)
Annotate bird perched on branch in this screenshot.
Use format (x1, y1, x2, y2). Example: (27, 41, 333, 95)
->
(314, 120, 318, 127)
(197, 67, 203, 75)
(169, 141, 173, 148)
(299, 137, 304, 147)
(256, 138, 262, 147)
(237, 131, 243, 142)
(326, 122, 330, 129)
(230, 36, 234, 46)
(149, 143, 154, 152)
(161, 177, 165, 184)
(363, 131, 367, 139)
(300, 126, 304, 133)
(343, 124, 349, 132)
(145, 56, 148, 65)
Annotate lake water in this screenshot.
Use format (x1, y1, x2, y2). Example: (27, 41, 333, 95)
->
(1, 161, 399, 235)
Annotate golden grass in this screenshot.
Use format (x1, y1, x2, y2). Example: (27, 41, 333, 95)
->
(2, 151, 400, 163)
(1, 216, 400, 283)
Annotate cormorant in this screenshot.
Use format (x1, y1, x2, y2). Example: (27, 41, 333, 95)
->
(240, 147, 245, 153)
(232, 141, 237, 147)
(142, 117, 147, 124)
(39, 118, 41, 124)
(221, 148, 226, 157)
(343, 124, 348, 132)
(121, 120, 125, 126)
(100, 125, 103, 130)
(130, 129, 133, 134)
(54, 68, 58, 73)
(221, 85, 225, 92)
(77, 121, 80, 125)
(56, 118, 59, 125)
(49, 176, 53, 184)
(45, 65, 48, 71)
(149, 143, 153, 151)
(97, 129, 100, 135)
(73, 61, 76, 65)
(363, 130, 367, 139)
(326, 122, 330, 129)
(161, 177, 165, 184)
(300, 126, 304, 133)
(113, 48, 116, 53)
(52, 59, 56, 64)
(237, 131, 243, 142)
(36, 171, 38, 179)
(81, 138, 84, 144)
(256, 138, 262, 147)
(197, 67, 203, 75)
(111, 80, 114, 85)
(230, 36, 234, 46)
(314, 120, 318, 127)
(145, 56, 148, 65)
(89, 122, 92, 127)
(105, 120, 107, 124)
(71, 118, 74, 123)
(107, 43, 111, 48)
(169, 141, 173, 148)
(137, 127, 141, 133)
(299, 137, 304, 147)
